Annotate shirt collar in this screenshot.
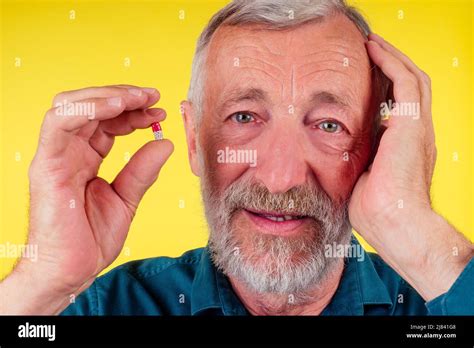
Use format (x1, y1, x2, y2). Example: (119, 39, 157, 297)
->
(322, 236, 393, 315)
(191, 237, 393, 316)
(191, 246, 248, 316)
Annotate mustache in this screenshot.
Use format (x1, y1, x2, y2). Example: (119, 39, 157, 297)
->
(222, 179, 347, 222)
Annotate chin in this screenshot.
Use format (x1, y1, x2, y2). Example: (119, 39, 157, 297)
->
(209, 211, 339, 294)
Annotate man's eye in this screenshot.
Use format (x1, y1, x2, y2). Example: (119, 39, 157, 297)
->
(318, 121, 341, 133)
(231, 112, 255, 124)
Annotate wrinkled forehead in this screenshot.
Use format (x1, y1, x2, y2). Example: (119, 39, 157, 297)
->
(205, 14, 372, 109)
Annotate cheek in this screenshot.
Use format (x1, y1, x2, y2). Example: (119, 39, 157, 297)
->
(307, 137, 372, 201)
(200, 127, 252, 192)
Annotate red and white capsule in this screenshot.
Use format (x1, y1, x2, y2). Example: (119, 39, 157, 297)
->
(151, 122, 163, 140)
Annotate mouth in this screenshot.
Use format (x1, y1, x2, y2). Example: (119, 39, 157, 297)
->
(242, 208, 311, 236)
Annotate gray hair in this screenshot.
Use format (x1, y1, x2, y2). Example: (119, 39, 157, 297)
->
(187, 0, 390, 127)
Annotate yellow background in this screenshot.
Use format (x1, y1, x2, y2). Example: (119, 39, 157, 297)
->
(1, 0, 473, 278)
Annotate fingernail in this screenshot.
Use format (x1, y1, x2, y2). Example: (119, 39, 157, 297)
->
(146, 108, 163, 117)
(128, 88, 143, 96)
(142, 88, 156, 94)
(107, 97, 122, 107)
(367, 40, 379, 47)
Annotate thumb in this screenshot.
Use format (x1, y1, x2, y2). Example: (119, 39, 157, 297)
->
(112, 139, 174, 214)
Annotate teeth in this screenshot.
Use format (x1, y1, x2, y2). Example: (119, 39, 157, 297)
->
(263, 215, 282, 222)
(262, 214, 299, 222)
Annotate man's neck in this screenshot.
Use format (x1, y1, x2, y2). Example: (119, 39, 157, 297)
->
(229, 260, 345, 315)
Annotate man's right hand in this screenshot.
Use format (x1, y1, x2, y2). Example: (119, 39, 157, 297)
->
(0, 85, 174, 314)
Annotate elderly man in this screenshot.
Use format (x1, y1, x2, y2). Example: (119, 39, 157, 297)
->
(1, 0, 473, 316)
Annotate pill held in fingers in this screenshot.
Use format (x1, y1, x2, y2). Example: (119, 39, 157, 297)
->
(151, 122, 163, 140)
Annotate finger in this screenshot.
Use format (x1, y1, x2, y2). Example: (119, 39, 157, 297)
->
(110, 85, 161, 109)
(75, 120, 100, 140)
(367, 41, 420, 102)
(39, 97, 125, 156)
(44, 97, 125, 131)
(87, 127, 114, 160)
(369, 33, 431, 113)
(100, 108, 166, 136)
(369, 33, 431, 87)
(367, 41, 426, 135)
(112, 84, 161, 105)
(89, 108, 167, 158)
(372, 35, 435, 149)
(52, 86, 160, 110)
(367, 42, 436, 184)
(112, 139, 174, 214)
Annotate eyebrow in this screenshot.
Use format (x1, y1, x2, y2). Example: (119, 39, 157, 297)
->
(309, 91, 350, 108)
(219, 87, 269, 110)
(302, 91, 353, 124)
(218, 88, 353, 119)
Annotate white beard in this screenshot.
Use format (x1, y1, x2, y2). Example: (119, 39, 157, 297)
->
(201, 175, 352, 298)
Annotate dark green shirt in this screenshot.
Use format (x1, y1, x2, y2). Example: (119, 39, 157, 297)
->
(61, 237, 474, 315)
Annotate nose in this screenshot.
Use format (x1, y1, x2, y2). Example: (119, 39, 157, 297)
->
(253, 128, 308, 194)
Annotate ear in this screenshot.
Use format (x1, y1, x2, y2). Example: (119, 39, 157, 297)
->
(181, 100, 201, 177)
